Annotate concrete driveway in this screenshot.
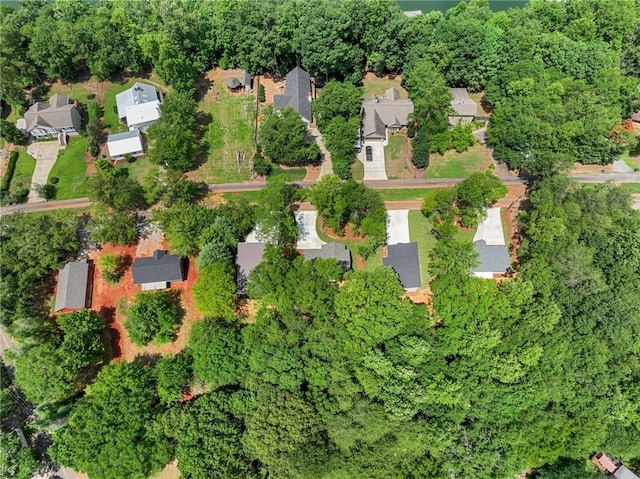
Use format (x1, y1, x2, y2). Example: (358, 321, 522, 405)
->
(27, 141, 62, 203)
(473, 207, 505, 245)
(295, 211, 326, 249)
(386, 209, 410, 245)
(358, 141, 387, 180)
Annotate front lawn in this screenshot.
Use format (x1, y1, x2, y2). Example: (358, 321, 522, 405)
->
(378, 188, 436, 201)
(48, 138, 89, 199)
(425, 144, 493, 178)
(270, 165, 307, 182)
(120, 157, 156, 184)
(622, 183, 640, 194)
(188, 82, 255, 184)
(9, 148, 36, 195)
(384, 135, 413, 179)
(408, 211, 437, 285)
(352, 159, 364, 180)
(363, 75, 409, 100)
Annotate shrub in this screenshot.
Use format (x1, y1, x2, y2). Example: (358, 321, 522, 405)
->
(0, 119, 26, 145)
(87, 93, 96, 100)
(35, 183, 56, 200)
(50, 176, 59, 184)
(258, 84, 266, 103)
(0, 151, 18, 191)
(411, 130, 430, 169)
(253, 155, 272, 176)
(124, 291, 183, 346)
(99, 254, 126, 284)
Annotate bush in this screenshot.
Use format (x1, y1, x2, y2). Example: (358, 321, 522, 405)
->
(124, 291, 183, 346)
(0, 119, 26, 145)
(411, 130, 430, 169)
(0, 151, 18, 192)
(87, 93, 96, 100)
(253, 155, 272, 176)
(35, 183, 56, 200)
(89, 211, 139, 245)
(50, 176, 59, 184)
(258, 84, 266, 103)
(99, 254, 126, 284)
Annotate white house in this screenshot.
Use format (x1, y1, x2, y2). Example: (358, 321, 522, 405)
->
(107, 130, 144, 161)
(115, 82, 162, 131)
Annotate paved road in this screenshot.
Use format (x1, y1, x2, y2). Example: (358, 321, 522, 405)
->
(2, 173, 639, 216)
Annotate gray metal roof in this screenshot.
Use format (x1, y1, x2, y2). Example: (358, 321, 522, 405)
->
(302, 242, 352, 270)
(242, 71, 252, 88)
(236, 242, 267, 294)
(450, 88, 477, 117)
(613, 466, 640, 479)
(107, 129, 142, 142)
(383, 242, 421, 290)
(227, 77, 241, 89)
(472, 240, 510, 275)
(23, 94, 82, 132)
(132, 250, 183, 285)
(116, 82, 158, 120)
(362, 90, 414, 139)
(273, 66, 312, 122)
(55, 262, 90, 312)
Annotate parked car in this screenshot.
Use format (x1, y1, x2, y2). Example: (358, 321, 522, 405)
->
(365, 146, 373, 161)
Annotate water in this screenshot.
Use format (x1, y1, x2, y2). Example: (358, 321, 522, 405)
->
(397, 0, 528, 13)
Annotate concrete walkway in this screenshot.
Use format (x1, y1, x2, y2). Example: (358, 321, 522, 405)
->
(386, 209, 410, 245)
(473, 207, 505, 246)
(309, 127, 333, 178)
(359, 141, 388, 180)
(27, 141, 62, 203)
(295, 210, 326, 249)
(612, 159, 633, 174)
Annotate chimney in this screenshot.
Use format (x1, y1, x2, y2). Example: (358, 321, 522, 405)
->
(153, 250, 164, 261)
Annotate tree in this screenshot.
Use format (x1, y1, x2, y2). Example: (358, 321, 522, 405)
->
(152, 201, 217, 257)
(86, 102, 102, 158)
(89, 211, 139, 245)
(50, 360, 172, 479)
(260, 107, 320, 166)
(98, 254, 126, 284)
(124, 291, 183, 346)
(456, 171, 507, 226)
(255, 176, 302, 251)
(0, 432, 40, 479)
(192, 261, 236, 319)
(155, 352, 192, 406)
(146, 92, 199, 171)
(411, 129, 430, 168)
(88, 160, 146, 211)
(404, 57, 451, 136)
(0, 119, 26, 145)
(258, 84, 266, 102)
(312, 81, 362, 130)
(197, 242, 233, 270)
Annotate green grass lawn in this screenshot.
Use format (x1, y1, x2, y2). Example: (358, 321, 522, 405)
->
(103, 80, 139, 133)
(352, 159, 364, 181)
(425, 144, 493, 179)
(9, 148, 36, 194)
(120, 157, 156, 184)
(622, 183, 640, 194)
(377, 188, 438, 201)
(48, 138, 89, 199)
(384, 135, 413, 179)
(408, 211, 437, 286)
(270, 165, 307, 182)
(621, 151, 640, 171)
(189, 84, 255, 184)
(221, 190, 264, 203)
(363, 76, 409, 100)
(49, 82, 95, 105)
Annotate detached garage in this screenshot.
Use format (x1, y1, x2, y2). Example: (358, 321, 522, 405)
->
(55, 261, 92, 313)
(107, 130, 144, 161)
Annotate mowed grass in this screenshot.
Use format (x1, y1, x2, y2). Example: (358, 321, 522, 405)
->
(189, 84, 255, 184)
(621, 183, 640, 194)
(49, 82, 95, 105)
(352, 159, 364, 181)
(363, 76, 409, 99)
(222, 190, 263, 203)
(621, 151, 640, 171)
(408, 211, 437, 285)
(121, 157, 156, 184)
(103, 80, 140, 133)
(270, 165, 307, 182)
(377, 188, 436, 201)
(49, 137, 89, 199)
(425, 144, 493, 179)
(9, 148, 36, 194)
(384, 135, 413, 179)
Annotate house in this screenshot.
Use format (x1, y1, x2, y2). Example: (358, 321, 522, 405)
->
(612, 466, 640, 479)
(115, 82, 162, 131)
(107, 130, 144, 161)
(302, 242, 352, 270)
(20, 94, 82, 139)
(236, 242, 267, 295)
(132, 250, 184, 290)
(54, 261, 91, 313)
(472, 240, 510, 278)
(274, 66, 312, 123)
(383, 242, 421, 291)
(593, 453, 619, 474)
(242, 71, 253, 91)
(449, 88, 477, 126)
(361, 88, 414, 142)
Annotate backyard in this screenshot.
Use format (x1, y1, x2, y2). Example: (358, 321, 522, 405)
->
(384, 135, 413, 179)
(188, 69, 256, 184)
(48, 137, 89, 200)
(425, 144, 493, 178)
(362, 73, 409, 99)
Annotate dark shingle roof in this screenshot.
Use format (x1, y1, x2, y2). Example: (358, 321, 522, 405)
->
(236, 242, 267, 294)
(302, 242, 352, 270)
(273, 66, 312, 122)
(132, 250, 183, 285)
(227, 77, 241, 89)
(472, 240, 510, 275)
(383, 242, 421, 290)
(55, 262, 90, 312)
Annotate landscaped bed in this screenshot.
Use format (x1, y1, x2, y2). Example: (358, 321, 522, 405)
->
(425, 144, 493, 179)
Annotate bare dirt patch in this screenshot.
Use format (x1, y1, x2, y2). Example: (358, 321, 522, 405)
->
(150, 461, 180, 479)
(320, 222, 368, 243)
(304, 165, 321, 181)
(405, 288, 431, 305)
(256, 74, 286, 106)
(571, 162, 612, 174)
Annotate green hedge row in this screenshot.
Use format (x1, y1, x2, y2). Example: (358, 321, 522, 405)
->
(0, 151, 19, 192)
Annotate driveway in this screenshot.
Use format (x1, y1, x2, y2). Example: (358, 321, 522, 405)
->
(27, 141, 62, 203)
(473, 207, 505, 245)
(386, 209, 410, 245)
(295, 211, 325, 249)
(358, 141, 387, 180)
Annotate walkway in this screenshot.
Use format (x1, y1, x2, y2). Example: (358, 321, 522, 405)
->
(309, 127, 333, 178)
(27, 141, 62, 203)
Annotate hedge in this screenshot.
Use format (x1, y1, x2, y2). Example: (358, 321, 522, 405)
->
(0, 151, 19, 192)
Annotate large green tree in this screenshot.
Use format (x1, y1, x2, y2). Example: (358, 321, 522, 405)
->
(124, 291, 183, 346)
(260, 107, 320, 166)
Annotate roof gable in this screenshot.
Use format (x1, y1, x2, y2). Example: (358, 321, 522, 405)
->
(472, 240, 510, 275)
(132, 250, 183, 284)
(116, 82, 158, 120)
(23, 95, 81, 131)
(273, 66, 312, 122)
(450, 88, 477, 117)
(107, 130, 144, 157)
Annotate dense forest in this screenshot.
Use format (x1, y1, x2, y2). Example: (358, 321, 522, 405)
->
(1, 0, 640, 478)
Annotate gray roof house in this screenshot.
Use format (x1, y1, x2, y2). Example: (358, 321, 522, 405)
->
(107, 130, 144, 161)
(450, 88, 477, 126)
(132, 250, 184, 291)
(236, 242, 267, 295)
(55, 261, 91, 313)
(383, 242, 421, 291)
(303, 242, 352, 270)
(472, 240, 510, 278)
(22, 94, 82, 139)
(612, 466, 640, 479)
(361, 88, 414, 141)
(116, 82, 162, 131)
(274, 66, 312, 123)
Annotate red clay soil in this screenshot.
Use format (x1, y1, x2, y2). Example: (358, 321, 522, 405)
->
(320, 221, 368, 243)
(404, 288, 431, 305)
(89, 242, 202, 362)
(304, 165, 321, 181)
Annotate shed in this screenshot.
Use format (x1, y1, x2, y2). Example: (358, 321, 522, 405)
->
(613, 466, 640, 479)
(227, 77, 242, 90)
(236, 242, 267, 295)
(107, 130, 144, 161)
(303, 242, 352, 270)
(242, 71, 253, 91)
(132, 250, 184, 290)
(383, 242, 421, 291)
(55, 261, 91, 313)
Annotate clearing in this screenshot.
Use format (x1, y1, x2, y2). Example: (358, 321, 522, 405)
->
(363, 73, 408, 99)
(188, 68, 256, 184)
(384, 135, 414, 179)
(425, 144, 493, 178)
(48, 137, 89, 200)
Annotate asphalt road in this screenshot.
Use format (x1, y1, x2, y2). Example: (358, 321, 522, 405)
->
(1, 173, 639, 216)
